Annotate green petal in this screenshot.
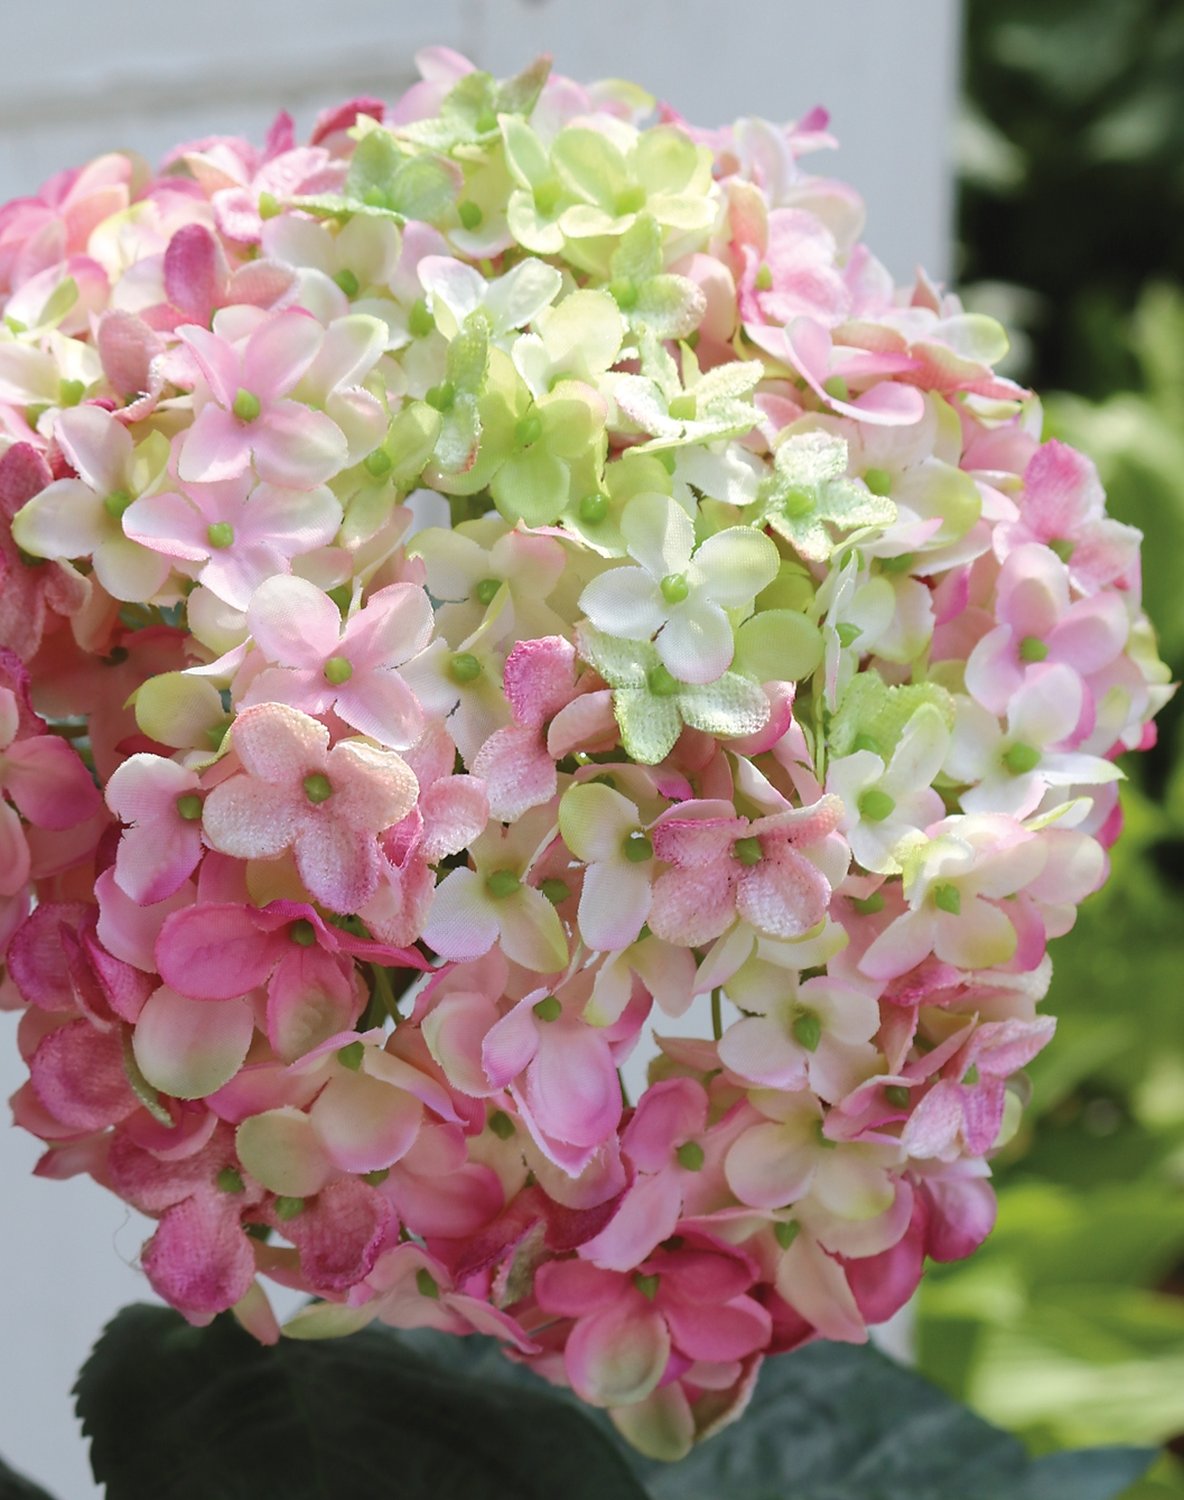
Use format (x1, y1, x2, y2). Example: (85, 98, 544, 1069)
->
(734, 610, 824, 683)
(615, 686, 682, 764)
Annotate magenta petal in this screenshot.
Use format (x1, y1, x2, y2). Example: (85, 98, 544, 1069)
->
(278, 1176, 391, 1292)
(8, 901, 91, 1009)
(581, 1170, 683, 1271)
(0, 800, 30, 896)
(142, 1189, 256, 1319)
(156, 903, 280, 999)
(662, 1292, 771, 1363)
(30, 1019, 137, 1130)
(164, 224, 223, 323)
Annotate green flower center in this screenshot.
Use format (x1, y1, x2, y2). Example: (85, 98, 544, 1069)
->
(303, 772, 333, 805)
(858, 788, 896, 823)
(175, 793, 203, 822)
(1003, 741, 1041, 775)
(646, 663, 680, 697)
(206, 522, 235, 550)
(274, 1196, 304, 1221)
(216, 1166, 244, 1194)
(457, 199, 484, 230)
(103, 489, 133, 520)
(633, 1272, 660, 1300)
(333, 267, 359, 298)
(289, 919, 317, 947)
(425, 380, 455, 412)
(364, 447, 392, 477)
(933, 881, 962, 916)
(733, 836, 763, 867)
(823, 374, 849, 401)
(660, 572, 689, 604)
(675, 1141, 705, 1171)
(488, 1109, 515, 1139)
(864, 467, 893, 496)
(622, 830, 653, 863)
(323, 655, 353, 686)
(415, 1268, 440, 1299)
(792, 1010, 822, 1052)
(532, 994, 562, 1022)
(408, 298, 435, 339)
(540, 878, 570, 905)
(783, 487, 814, 519)
(1048, 538, 1074, 563)
(1019, 635, 1048, 663)
(232, 388, 261, 423)
(449, 652, 482, 684)
(578, 492, 608, 524)
(774, 1219, 800, 1250)
(754, 262, 774, 292)
(884, 1084, 911, 1108)
(851, 891, 885, 916)
(485, 868, 521, 900)
(337, 1040, 364, 1071)
(474, 576, 502, 606)
(515, 412, 543, 449)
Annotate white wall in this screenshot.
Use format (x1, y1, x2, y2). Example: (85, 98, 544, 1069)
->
(0, 3, 958, 1494)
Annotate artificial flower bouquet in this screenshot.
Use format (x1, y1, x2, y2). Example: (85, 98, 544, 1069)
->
(0, 44, 1168, 1476)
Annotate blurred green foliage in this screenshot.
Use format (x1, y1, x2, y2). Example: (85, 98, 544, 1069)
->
(916, 3, 1184, 1493)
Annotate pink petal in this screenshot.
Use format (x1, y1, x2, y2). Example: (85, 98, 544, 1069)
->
(231, 701, 329, 787)
(735, 846, 831, 939)
(336, 670, 425, 752)
(30, 1018, 137, 1129)
(55, 404, 132, 495)
(121, 490, 213, 561)
(243, 309, 324, 399)
(278, 1176, 391, 1291)
(295, 815, 381, 913)
(420, 868, 499, 961)
(580, 1170, 684, 1271)
(164, 224, 224, 323)
(266, 947, 358, 1061)
(133, 987, 255, 1099)
(577, 859, 651, 952)
(202, 776, 300, 859)
(480, 994, 541, 1088)
(247, 574, 342, 666)
(662, 1293, 770, 1363)
(565, 1301, 670, 1407)
(525, 1022, 621, 1148)
(156, 902, 280, 1000)
(0, 800, 30, 895)
(649, 866, 737, 947)
(178, 323, 241, 408)
(309, 1068, 423, 1172)
(471, 724, 555, 822)
(142, 1189, 255, 1319)
(250, 402, 348, 489)
(178, 403, 251, 484)
(8, 901, 90, 1009)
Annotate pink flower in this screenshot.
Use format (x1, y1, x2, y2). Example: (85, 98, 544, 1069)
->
(0, 443, 88, 660)
(201, 702, 418, 913)
(123, 474, 342, 611)
(177, 309, 349, 489)
(105, 753, 205, 905)
(535, 1233, 770, 1412)
(243, 575, 433, 750)
(648, 795, 847, 947)
(997, 440, 1141, 595)
(965, 542, 1130, 716)
(471, 636, 585, 821)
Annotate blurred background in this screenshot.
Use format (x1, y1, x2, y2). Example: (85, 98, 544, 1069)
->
(1, 1, 1181, 1496)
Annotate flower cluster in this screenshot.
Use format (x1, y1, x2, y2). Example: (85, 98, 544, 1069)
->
(0, 49, 1169, 1459)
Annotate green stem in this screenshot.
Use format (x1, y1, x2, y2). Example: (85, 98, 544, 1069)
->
(711, 987, 723, 1042)
(369, 963, 400, 1024)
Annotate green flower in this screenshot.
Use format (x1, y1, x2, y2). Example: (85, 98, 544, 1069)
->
(751, 430, 897, 563)
(395, 57, 552, 152)
(578, 626, 770, 765)
(611, 332, 763, 451)
(294, 124, 461, 225)
(607, 214, 706, 340)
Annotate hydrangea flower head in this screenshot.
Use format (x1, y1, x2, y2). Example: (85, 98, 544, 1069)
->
(0, 50, 1169, 1464)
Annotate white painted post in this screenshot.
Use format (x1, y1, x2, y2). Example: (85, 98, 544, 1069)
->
(0, 5, 958, 1493)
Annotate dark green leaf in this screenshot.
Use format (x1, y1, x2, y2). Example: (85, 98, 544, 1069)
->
(76, 1303, 649, 1500)
(0, 1454, 57, 1500)
(1014, 1448, 1160, 1500)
